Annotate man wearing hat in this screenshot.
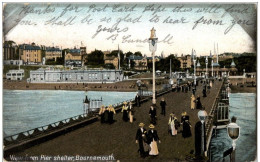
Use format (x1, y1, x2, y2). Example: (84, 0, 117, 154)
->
(147, 124, 160, 156)
(136, 123, 149, 158)
(121, 102, 129, 122)
(135, 93, 141, 107)
(181, 112, 192, 138)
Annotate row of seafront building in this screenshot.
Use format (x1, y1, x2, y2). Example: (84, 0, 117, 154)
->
(27, 68, 124, 83)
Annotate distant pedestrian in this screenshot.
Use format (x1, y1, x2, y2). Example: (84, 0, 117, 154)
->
(128, 102, 135, 123)
(148, 124, 160, 156)
(149, 105, 157, 125)
(210, 81, 213, 88)
(121, 102, 129, 122)
(103, 107, 109, 123)
(168, 113, 179, 136)
(136, 123, 149, 158)
(98, 105, 106, 123)
(181, 112, 192, 138)
(192, 87, 196, 95)
(191, 94, 196, 110)
(135, 94, 141, 107)
(196, 96, 202, 109)
(108, 105, 116, 124)
(160, 98, 166, 116)
(203, 88, 207, 97)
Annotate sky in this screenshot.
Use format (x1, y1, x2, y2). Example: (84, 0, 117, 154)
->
(4, 3, 256, 57)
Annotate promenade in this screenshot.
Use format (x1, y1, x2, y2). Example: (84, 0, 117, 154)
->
(8, 80, 223, 161)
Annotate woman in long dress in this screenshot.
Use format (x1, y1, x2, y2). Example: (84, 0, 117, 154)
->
(108, 105, 116, 124)
(168, 113, 178, 136)
(181, 112, 192, 138)
(98, 105, 106, 123)
(121, 102, 129, 122)
(148, 124, 160, 156)
(196, 96, 202, 109)
(128, 102, 134, 123)
(191, 94, 196, 110)
(103, 107, 109, 123)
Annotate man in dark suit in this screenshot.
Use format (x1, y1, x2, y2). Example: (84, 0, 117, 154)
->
(160, 98, 166, 116)
(136, 123, 148, 158)
(149, 105, 157, 125)
(135, 94, 141, 107)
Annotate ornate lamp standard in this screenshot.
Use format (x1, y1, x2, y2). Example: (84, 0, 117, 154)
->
(205, 56, 208, 79)
(198, 108, 208, 156)
(211, 59, 214, 78)
(227, 116, 240, 162)
(149, 27, 158, 105)
(193, 50, 197, 85)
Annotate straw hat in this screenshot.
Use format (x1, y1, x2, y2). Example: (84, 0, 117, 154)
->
(170, 113, 174, 116)
(123, 101, 127, 105)
(182, 112, 187, 116)
(101, 105, 105, 108)
(109, 104, 112, 108)
(139, 123, 145, 127)
(149, 124, 155, 129)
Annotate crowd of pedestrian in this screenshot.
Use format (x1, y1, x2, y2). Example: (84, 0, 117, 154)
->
(97, 79, 215, 158)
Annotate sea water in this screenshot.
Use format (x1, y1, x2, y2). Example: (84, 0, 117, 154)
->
(3, 90, 137, 137)
(210, 93, 256, 161)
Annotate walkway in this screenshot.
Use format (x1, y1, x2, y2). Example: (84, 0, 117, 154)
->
(8, 80, 223, 161)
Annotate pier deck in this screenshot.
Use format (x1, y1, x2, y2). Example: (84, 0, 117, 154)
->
(5, 81, 223, 161)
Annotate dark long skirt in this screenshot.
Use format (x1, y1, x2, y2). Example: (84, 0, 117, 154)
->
(108, 111, 114, 124)
(100, 113, 105, 123)
(182, 122, 192, 138)
(104, 110, 109, 123)
(123, 110, 129, 122)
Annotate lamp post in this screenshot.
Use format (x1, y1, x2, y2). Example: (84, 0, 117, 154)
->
(227, 116, 240, 162)
(211, 59, 214, 78)
(149, 27, 158, 105)
(193, 50, 197, 86)
(83, 94, 90, 115)
(198, 108, 208, 156)
(205, 56, 208, 79)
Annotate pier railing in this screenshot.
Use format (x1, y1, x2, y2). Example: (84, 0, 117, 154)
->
(205, 80, 224, 156)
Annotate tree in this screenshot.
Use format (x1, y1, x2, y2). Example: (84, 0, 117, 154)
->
(125, 51, 133, 58)
(134, 51, 142, 56)
(87, 50, 104, 66)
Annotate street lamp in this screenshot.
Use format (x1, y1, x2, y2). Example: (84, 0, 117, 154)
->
(211, 59, 214, 78)
(83, 93, 90, 115)
(227, 116, 240, 162)
(149, 27, 158, 105)
(205, 56, 208, 79)
(198, 108, 208, 156)
(193, 50, 197, 86)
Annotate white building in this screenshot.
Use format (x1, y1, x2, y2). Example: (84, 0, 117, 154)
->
(6, 69, 24, 80)
(28, 68, 124, 83)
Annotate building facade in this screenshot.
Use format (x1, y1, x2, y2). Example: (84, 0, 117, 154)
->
(178, 55, 192, 69)
(3, 41, 18, 60)
(104, 55, 119, 69)
(28, 68, 124, 83)
(128, 55, 148, 70)
(45, 47, 62, 61)
(19, 43, 42, 64)
(65, 48, 82, 67)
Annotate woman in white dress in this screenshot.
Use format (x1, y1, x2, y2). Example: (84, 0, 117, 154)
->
(128, 102, 134, 123)
(148, 124, 160, 156)
(168, 113, 178, 136)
